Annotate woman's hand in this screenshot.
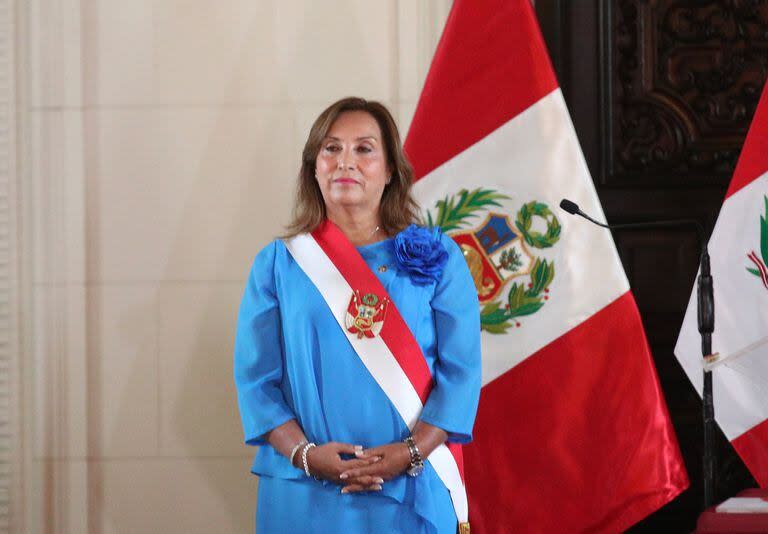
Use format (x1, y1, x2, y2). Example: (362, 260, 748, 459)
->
(336, 422, 449, 494)
(267, 421, 391, 492)
(338, 442, 411, 493)
(304, 442, 383, 491)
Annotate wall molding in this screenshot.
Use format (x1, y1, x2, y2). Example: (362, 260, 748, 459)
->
(0, 0, 22, 531)
(20, 0, 90, 532)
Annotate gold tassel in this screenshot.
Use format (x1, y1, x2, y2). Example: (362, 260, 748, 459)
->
(458, 522, 470, 534)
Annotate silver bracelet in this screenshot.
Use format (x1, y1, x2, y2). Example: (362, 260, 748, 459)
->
(288, 440, 308, 467)
(301, 442, 317, 477)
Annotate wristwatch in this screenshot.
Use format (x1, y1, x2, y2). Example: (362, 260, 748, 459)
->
(403, 435, 424, 477)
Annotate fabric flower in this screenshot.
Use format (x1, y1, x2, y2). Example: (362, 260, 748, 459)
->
(393, 224, 449, 285)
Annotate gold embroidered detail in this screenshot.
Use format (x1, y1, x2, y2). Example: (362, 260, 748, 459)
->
(344, 291, 389, 339)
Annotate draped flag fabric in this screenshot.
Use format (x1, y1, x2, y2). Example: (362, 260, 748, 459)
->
(403, 0, 689, 531)
(675, 81, 768, 488)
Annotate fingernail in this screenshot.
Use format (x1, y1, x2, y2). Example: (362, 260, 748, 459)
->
(341, 488, 348, 494)
(373, 456, 382, 462)
(354, 450, 364, 457)
(339, 473, 348, 480)
(373, 484, 382, 491)
(374, 477, 384, 484)
(354, 445, 363, 450)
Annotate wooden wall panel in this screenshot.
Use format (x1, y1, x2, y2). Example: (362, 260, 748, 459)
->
(606, 0, 768, 186)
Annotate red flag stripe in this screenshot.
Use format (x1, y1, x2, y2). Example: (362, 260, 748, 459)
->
(732, 418, 768, 487)
(403, 0, 558, 181)
(310, 220, 465, 477)
(464, 292, 688, 532)
(726, 82, 768, 199)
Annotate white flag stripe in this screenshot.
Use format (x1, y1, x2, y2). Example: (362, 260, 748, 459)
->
(413, 89, 630, 385)
(675, 171, 768, 439)
(283, 234, 468, 523)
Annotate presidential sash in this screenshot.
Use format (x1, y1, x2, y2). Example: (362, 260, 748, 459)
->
(284, 220, 469, 528)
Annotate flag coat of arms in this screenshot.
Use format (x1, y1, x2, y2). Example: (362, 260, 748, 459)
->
(404, 0, 689, 531)
(675, 80, 768, 488)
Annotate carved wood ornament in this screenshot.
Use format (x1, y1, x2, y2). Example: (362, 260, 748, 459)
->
(610, 1, 768, 183)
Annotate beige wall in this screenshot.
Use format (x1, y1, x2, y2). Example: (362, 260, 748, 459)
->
(19, 1, 451, 533)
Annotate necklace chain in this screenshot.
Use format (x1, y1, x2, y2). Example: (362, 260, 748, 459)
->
(369, 225, 380, 238)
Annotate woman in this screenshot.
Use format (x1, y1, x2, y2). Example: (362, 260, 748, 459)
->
(234, 97, 481, 533)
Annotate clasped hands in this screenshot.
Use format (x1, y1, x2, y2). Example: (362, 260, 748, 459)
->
(299, 441, 411, 493)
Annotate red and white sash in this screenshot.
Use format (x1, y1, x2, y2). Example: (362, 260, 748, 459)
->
(283, 220, 469, 524)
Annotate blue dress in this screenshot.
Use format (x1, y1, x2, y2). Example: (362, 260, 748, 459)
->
(234, 232, 481, 533)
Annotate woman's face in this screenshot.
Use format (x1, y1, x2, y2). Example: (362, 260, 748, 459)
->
(315, 111, 391, 216)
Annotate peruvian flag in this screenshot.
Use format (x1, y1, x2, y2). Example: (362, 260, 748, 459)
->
(404, 0, 689, 531)
(675, 81, 768, 487)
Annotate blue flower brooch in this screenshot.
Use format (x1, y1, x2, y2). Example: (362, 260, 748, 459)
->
(393, 224, 449, 285)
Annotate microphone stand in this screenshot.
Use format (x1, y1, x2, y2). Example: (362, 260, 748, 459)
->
(559, 199, 716, 509)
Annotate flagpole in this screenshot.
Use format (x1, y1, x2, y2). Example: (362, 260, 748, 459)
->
(559, 199, 716, 508)
(698, 251, 716, 508)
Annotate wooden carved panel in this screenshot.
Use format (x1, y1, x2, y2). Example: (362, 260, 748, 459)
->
(605, 0, 768, 184)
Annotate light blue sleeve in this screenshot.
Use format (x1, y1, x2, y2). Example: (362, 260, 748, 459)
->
(420, 233, 482, 444)
(233, 241, 296, 446)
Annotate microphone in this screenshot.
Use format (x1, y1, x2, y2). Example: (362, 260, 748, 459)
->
(558, 198, 579, 215)
(559, 199, 609, 228)
(559, 199, 713, 327)
(559, 197, 716, 508)
(559, 198, 707, 240)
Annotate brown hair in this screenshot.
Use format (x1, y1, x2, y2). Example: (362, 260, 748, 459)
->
(282, 97, 421, 238)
